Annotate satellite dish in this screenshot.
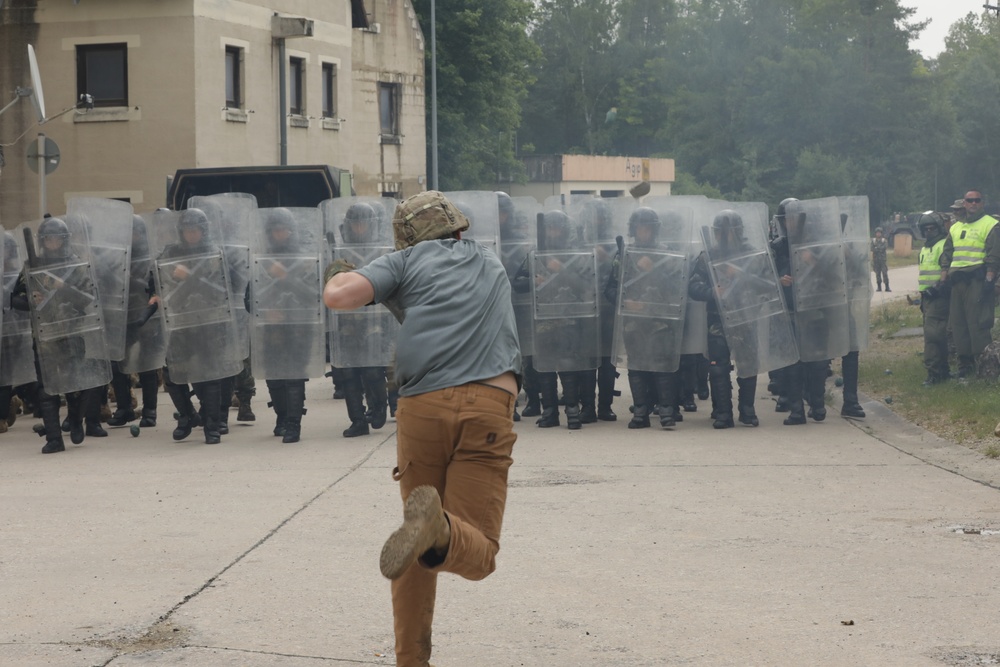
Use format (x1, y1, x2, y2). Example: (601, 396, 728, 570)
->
(27, 44, 46, 123)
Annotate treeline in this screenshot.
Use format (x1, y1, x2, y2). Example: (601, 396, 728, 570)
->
(410, 0, 1000, 224)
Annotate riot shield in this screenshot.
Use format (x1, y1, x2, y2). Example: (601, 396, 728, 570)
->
(698, 201, 799, 377)
(0, 232, 36, 387)
(151, 209, 243, 384)
(530, 247, 600, 373)
(443, 190, 500, 252)
(66, 197, 133, 362)
(249, 207, 326, 380)
(785, 197, 850, 362)
(839, 196, 871, 353)
(320, 197, 399, 368)
(118, 214, 167, 374)
(506, 197, 540, 356)
(18, 218, 111, 395)
(610, 245, 688, 373)
(188, 193, 255, 360)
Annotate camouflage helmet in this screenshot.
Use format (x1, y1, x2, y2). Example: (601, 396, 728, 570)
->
(392, 191, 470, 250)
(628, 207, 661, 237)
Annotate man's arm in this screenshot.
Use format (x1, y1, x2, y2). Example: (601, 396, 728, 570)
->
(983, 223, 1000, 279)
(323, 271, 375, 310)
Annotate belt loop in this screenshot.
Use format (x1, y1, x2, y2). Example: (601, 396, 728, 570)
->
(442, 387, 454, 400)
(466, 383, 478, 403)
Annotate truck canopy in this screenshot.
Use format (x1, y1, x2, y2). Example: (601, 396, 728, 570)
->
(167, 165, 350, 211)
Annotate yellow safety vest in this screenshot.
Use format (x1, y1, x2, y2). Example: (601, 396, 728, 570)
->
(918, 239, 946, 291)
(949, 215, 998, 268)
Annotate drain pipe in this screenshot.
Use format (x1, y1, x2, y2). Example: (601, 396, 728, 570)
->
(277, 37, 287, 166)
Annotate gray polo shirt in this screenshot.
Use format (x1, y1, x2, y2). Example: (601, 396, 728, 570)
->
(356, 238, 522, 397)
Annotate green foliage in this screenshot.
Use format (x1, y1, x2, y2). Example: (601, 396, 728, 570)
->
(411, 0, 539, 190)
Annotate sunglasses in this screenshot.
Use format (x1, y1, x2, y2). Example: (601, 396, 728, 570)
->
(965, 198, 982, 203)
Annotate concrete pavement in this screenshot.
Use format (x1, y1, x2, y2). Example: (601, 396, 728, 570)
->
(2, 261, 999, 666)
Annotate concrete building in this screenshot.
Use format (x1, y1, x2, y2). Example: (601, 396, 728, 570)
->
(0, 0, 426, 226)
(505, 154, 675, 204)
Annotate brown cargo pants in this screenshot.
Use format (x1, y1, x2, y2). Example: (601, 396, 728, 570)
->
(390, 382, 517, 667)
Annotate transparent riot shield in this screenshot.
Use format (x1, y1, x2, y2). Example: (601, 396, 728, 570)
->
(66, 197, 133, 362)
(506, 197, 540, 356)
(188, 193, 255, 360)
(530, 249, 600, 373)
(249, 207, 326, 380)
(321, 197, 399, 368)
(839, 196, 871, 353)
(681, 300, 708, 356)
(785, 197, 850, 362)
(443, 190, 500, 252)
(118, 214, 167, 374)
(698, 201, 799, 377)
(18, 219, 111, 394)
(573, 197, 631, 360)
(1, 232, 36, 387)
(151, 209, 243, 384)
(610, 246, 688, 372)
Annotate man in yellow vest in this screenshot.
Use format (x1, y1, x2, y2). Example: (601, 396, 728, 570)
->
(917, 214, 951, 385)
(940, 190, 1000, 378)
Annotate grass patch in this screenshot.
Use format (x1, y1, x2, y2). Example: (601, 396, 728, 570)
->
(886, 253, 919, 270)
(855, 300, 1000, 456)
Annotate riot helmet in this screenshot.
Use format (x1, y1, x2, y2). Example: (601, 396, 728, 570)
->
(38, 217, 72, 259)
(265, 207, 297, 252)
(918, 214, 943, 239)
(342, 202, 379, 244)
(541, 210, 581, 250)
(178, 208, 211, 249)
(391, 191, 470, 250)
(712, 209, 745, 250)
(773, 197, 798, 237)
(628, 207, 661, 247)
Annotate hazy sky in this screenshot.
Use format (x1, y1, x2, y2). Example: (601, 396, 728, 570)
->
(906, 1, 983, 58)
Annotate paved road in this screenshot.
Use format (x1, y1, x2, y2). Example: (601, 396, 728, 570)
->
(3, 260, 998, 666)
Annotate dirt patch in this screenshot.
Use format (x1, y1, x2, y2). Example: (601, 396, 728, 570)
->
(86, 621, 189, 655)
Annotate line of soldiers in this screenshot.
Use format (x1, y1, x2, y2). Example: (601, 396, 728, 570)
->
(1, 193, 404, 454)
(493, 192, 872, 431)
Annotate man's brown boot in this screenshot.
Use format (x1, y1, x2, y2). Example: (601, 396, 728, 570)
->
(380, 485, 450, 580)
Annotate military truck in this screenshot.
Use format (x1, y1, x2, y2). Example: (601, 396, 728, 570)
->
(166, 164, 352, 210)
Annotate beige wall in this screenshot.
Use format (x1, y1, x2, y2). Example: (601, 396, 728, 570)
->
(506, 154, 675, 204)
(0, 0, 426, 227)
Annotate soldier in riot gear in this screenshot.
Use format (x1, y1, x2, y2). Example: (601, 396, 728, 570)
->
(108, 215, 161, 428)
(579, 198, 619, 423)
(251, 207, 325, 443)
(607, 207, 686, 428)
(157, 208, 240, 445)
(514, 210, 598, 429)
(328, 201, 392, 437)
(12, 217, 109, 452)
(917, 213, 951, 385)
(0, 232, 36, 434)
(689, 210, 759, 428)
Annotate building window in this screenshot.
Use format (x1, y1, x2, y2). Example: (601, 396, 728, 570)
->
(289, 57, 305, 116)
(76, 43, 128, 107)
(322, 63, 337, 118)
(225, 46, 243, 109)
(379, 82, 400, 139)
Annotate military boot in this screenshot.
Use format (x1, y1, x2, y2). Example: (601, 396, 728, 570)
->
(782, 363, 807, 425)
(535, 372, 560, 428)
(236, 392, 256, 422)
(167, 383, 200, 441)
(139, 373, 159, 427)
(108, 370, 136, 426)
(38, 394, 65, 454)
(282, 381, 306, 443)
(521, 358, 542, 417)
(737, 376, 759, 426)
(840, 351, 865, 418)
(708, 365, 734, 429)
(363, 368, 388, 430)
(196, 381, 223, 444)
(343, 379, 370, 437)
(267, 380, 289, 437)
(627, 371, 651, 429)
(654, 372, 678, 428)
(696, 356, 710, 400)
(65, 392, 86, 444)
(560, 371, 584, 430)
(84, 388, 107, 437)
(804, 361, 828, 422)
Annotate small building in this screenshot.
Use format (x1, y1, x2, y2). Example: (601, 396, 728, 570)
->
(504, 154, 675, 203)
(0, 0, 426, 225)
